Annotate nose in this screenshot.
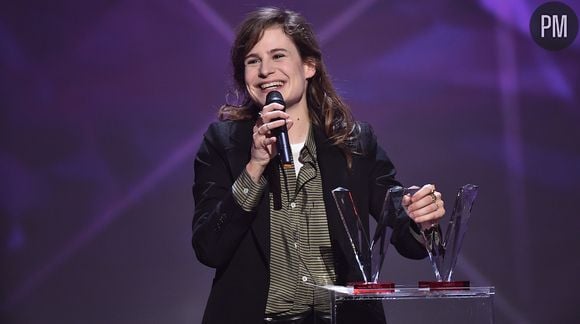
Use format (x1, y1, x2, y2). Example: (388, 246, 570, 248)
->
(258, 59, 274, 78)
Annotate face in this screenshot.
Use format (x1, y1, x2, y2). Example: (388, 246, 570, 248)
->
(244, 26, 316, 110)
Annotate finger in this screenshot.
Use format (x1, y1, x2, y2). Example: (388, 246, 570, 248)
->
(263, 119, 289, 132)
(257, 124, 270, 136)
(261, 102, 286, 113)
(410, 184, 436, 203)
(408, 202, 438, 220)
(407, 194, 437, 213)
(407, 197, 444, 219)
(404, 185, 420, 198)
(413, 203, 446, 224)
(260, 111, 290, 125)
(252, 132, 277, 149)
(260, 103, 286, 121)
(402, 195, 412, 207)
(414, 211, 444, 224)
(262, 136, 277, 147)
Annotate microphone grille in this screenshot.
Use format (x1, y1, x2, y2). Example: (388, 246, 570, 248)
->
(266, 91, 285, 106)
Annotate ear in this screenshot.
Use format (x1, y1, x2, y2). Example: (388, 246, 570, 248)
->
(303, 58, 316, 79)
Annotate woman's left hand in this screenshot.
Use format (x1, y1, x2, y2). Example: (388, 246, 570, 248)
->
(402, 184, 445, 230)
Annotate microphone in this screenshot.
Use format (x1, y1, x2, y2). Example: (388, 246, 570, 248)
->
(265, 91, 293, 169)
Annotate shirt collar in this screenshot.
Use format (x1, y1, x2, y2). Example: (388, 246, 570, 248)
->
(299, 124, 317, 165)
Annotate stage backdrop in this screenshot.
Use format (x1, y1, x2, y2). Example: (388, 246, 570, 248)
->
(1, 1, 579, 323)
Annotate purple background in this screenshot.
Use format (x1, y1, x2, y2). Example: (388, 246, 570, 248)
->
(1, 1, 579, 323)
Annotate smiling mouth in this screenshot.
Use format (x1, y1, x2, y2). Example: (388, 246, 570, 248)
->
(260, 81, 284, 90)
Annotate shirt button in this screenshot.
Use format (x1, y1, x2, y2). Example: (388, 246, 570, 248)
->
(290, 202, 296, 208)
(294, 242, 298, 249)
(302, 276, 308, 282)
(243, 188, 249, 194)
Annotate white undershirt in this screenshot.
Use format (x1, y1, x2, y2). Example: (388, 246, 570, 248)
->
(290, 142, 305, 175)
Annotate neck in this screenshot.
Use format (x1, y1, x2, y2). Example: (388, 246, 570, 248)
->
(287, 104, 310, 144)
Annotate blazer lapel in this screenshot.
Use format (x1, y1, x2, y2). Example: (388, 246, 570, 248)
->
(313, 127, 359, 279)
(226, 120, 252, 176)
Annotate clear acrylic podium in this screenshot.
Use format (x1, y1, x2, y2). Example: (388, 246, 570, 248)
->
(317, 285, 495, 324)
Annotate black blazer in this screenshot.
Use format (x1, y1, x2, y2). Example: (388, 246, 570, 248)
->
(192, 119, 426, 324)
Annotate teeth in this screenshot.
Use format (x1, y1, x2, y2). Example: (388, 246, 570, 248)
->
(260, 81, 283, 89)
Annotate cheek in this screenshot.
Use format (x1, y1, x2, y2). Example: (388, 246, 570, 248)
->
(244, 69, 252, 86)
(244, 73, 257, 95)
(244, 79, 261, 103)
(245, 84, 258, 102)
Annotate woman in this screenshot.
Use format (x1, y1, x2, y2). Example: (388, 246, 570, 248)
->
(192, 7, 445, 324)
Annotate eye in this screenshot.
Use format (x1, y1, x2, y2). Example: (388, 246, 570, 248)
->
(273, 53, 286, 60)
(245, 58, 260, 66)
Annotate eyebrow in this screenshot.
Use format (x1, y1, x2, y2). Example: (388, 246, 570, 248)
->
(245, 48, 289, 59)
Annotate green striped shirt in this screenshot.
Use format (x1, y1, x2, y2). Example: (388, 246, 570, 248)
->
(232, 126, 335, 317)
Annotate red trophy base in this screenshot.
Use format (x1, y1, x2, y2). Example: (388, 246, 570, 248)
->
(418, 280, 470, 290)
(348, 282, 395, 294)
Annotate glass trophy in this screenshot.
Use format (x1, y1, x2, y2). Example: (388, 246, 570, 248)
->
(403, 184, 479, 289)
(332, 187, 404, 293)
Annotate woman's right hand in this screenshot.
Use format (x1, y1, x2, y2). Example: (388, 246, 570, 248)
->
(245, 102, 293, 183)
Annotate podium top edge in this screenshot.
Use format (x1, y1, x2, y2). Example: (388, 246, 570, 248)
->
(316, 285, 495, 299)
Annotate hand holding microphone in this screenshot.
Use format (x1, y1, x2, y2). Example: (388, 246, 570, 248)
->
(246, 91, 294, 181)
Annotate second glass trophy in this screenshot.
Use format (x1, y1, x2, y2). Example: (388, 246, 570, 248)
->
(404, 184, 479, 289)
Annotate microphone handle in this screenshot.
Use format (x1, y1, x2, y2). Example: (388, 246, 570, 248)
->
(273, 122, 293, 168)
(265, 91, 293, 168)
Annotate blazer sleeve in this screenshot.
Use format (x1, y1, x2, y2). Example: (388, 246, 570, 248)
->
(362, 122, 427, 260)
(191, 122, 260, 268)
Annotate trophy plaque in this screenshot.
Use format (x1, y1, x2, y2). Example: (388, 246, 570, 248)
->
(403, 184, 479, 289)
(332, 187, 406, 294)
